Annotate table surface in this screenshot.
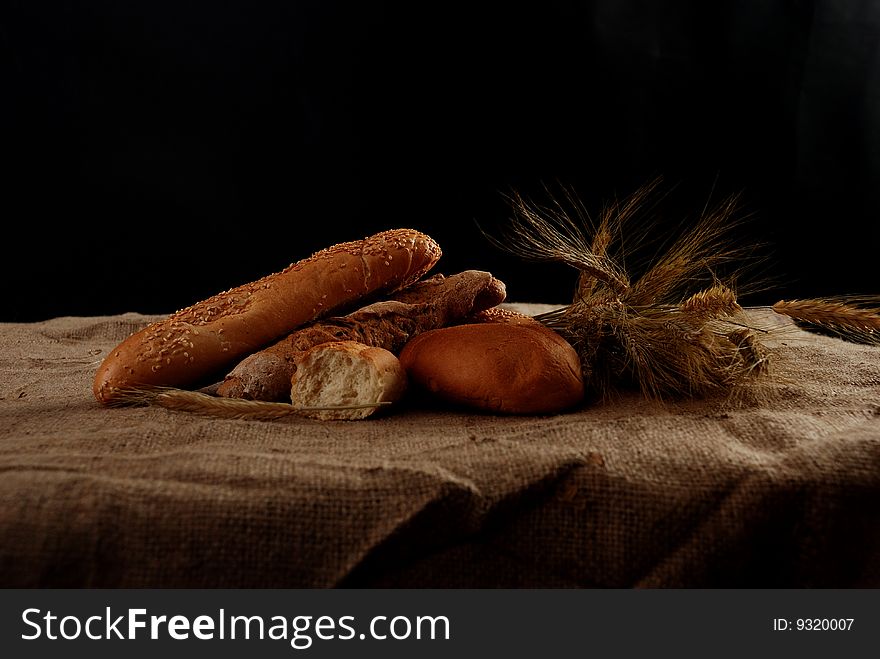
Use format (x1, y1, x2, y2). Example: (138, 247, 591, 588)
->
(1, 305, 878, 588)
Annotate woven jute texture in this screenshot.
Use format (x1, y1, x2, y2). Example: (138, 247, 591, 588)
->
(1, 305, 878, 588)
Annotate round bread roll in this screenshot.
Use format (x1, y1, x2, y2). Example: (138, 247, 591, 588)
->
(399, 320, 585, 414)
(291, 341, 407, 420)
(93, 228, 440, 403)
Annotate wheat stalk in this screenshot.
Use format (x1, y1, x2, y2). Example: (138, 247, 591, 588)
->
(480, 187, 630, 295)
(111, 387, 391, 421)
(726, 328, 770, 376)
(625, 193, 755, 306)
(678, 283, 741, 319)
(772, 298, 880, 345)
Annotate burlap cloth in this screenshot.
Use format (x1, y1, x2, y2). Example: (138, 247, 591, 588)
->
(1, 304, 878, 588)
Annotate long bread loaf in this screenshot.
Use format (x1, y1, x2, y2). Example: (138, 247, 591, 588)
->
(216, 270, 506, 401)
(93, 228, 441, 403)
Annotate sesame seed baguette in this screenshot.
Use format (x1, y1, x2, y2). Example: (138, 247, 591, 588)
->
(215, 270, 506, 402)
(93, 228, 441, 404)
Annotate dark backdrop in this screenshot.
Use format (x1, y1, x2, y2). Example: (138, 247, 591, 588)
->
(4, 0, 879, 321)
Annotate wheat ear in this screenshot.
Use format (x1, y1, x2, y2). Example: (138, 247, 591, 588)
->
(772, 298, 880, 345)
(111, 387, 391, 421)
(479, 188, 630, 295)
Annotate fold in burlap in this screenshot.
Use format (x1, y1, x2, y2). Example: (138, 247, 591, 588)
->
(1, 306, 878, 587)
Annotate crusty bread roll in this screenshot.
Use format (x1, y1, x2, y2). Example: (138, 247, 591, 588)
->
(93, 229, 440, 404)
(291, 341, 407, 420)
(399, 319, 584, 414)
(216, 270, 506, 401)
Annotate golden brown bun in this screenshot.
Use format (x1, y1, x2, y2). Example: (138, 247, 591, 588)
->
(399, 320, 585, 414)
(290, 341, 407, 420)
(93, 229, 441, 403)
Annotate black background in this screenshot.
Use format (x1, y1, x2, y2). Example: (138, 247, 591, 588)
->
(4, 0, 879, 321)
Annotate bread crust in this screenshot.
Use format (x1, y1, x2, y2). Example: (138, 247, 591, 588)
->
(399, 320, 585, 414)
(467, 306, 536, 325)
(93, 229, 441, 403)
(216, 270, 506, 401)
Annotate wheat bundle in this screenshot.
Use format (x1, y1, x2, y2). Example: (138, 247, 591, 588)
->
(485, 179, 879, 400)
